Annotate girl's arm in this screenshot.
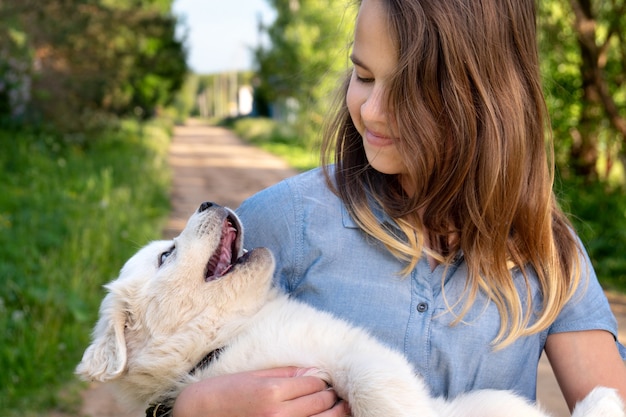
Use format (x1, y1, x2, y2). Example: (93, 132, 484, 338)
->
(546, 330, 626, 412)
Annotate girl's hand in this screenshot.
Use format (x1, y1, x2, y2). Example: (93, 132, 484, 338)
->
(172, 366, 350, 417)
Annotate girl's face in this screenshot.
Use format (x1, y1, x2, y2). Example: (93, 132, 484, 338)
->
(347, 0, 407, 177)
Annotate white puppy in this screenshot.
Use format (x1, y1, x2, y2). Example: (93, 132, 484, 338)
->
(76, 202, 624, 417)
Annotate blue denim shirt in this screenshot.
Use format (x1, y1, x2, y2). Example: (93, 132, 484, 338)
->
(236, 167, 622, 401)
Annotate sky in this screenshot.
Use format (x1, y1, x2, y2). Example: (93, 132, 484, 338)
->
(172, 0, 276, 74)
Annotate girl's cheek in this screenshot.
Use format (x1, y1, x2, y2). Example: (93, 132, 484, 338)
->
(346, 81, 363, 130)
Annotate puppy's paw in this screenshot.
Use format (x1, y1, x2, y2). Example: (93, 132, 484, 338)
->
(572, 387, 624, 417)
(296, 367, 332, 386)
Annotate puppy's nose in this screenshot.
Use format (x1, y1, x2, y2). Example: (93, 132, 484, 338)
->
(198, 201, 218, 212)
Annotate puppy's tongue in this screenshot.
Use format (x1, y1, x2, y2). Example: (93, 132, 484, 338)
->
(206, 221, 237, 281)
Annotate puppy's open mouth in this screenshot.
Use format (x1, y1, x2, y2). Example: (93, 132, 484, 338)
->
(204, 215, 241, 281)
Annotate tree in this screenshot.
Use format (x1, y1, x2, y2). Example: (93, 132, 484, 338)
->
(254, 0, 356, 140)
(539, 0, 626, 288)
(0, 3, 32, 121)
(568, 0, 626, 181)
(540, 0, 626, 182)
(0, 0, 187, 132)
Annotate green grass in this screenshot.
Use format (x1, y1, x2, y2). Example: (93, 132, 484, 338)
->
(0, 119, 172, 415)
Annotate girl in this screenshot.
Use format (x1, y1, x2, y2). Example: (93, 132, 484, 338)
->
(173, 0, 626, 415)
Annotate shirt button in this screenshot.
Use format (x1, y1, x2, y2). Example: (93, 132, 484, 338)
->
(417, 302, 429, 313)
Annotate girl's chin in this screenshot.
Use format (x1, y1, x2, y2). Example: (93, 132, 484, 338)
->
(364, 150, 404, 175)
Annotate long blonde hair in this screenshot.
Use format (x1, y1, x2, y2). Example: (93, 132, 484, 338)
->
(321, 0, 582, 347)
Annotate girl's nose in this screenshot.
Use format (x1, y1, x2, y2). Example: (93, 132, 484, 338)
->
(361, 86, 386, 123)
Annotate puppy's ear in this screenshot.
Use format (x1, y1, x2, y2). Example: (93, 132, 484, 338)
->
(75, 296, 128, 382)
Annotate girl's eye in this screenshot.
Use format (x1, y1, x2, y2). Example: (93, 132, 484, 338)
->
(158, 245, 175, 267)
(356, 74, 374, 84)
(353, 68, 374, 84)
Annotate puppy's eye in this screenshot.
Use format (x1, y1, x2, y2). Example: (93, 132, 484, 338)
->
(158, 245, 175, 267)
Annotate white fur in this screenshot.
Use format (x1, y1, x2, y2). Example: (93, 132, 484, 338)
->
(76, 204, 625, 417)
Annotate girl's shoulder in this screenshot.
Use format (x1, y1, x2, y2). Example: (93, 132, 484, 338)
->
(282, 166, 335, 195)
(240, 167, 337, 210)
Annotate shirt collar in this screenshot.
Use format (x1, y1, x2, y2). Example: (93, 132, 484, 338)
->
(340, 194, 465, 265)
(341, 196, 402, 234)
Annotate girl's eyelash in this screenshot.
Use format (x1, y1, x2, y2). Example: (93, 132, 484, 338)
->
(351, 64, 374, 83)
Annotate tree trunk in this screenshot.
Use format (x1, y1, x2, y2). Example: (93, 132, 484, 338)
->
(569, 0, 626, 181)
(569, 0, 600, 181)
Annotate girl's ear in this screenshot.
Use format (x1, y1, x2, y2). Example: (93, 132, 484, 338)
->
(75, 294, 128, 382)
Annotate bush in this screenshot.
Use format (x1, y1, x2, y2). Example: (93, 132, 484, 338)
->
(557, 177, 626, 292)
(0, 120, 171, 414)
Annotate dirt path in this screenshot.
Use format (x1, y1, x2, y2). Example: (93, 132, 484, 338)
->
(78, 120, 625, 417)
(162, 119, 298, 239)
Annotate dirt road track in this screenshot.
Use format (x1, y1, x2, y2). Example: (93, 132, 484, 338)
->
(78, 120, 625, 417)
(162, 119, 298, 239)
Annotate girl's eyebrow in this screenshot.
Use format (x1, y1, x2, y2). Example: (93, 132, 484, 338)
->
(350, 54, 369, 71)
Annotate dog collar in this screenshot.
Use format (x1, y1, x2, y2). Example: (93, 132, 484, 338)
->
(145, 403, 171, 417)
(145, 347, 224, 417)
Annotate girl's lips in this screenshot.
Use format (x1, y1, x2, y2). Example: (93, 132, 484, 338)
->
(364, 129, 395, 147)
